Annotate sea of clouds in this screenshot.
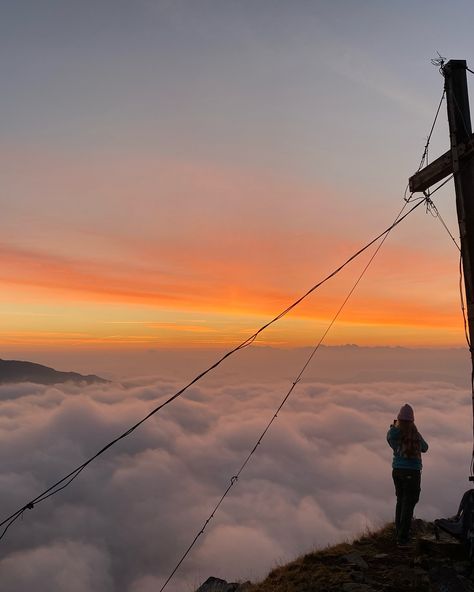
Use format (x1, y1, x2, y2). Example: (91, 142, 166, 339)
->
(0, 346, 472, 592)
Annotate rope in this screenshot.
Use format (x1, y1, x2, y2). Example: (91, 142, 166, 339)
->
(403, 88, 446, 203)
(431, 53, 446, 76)
(459, 253, 472, 351)
(418, 89, 446, 172)
(425, 169, 474, 479)
(424, 186, 472, 373)
(0, 198, 427, 542)
(424, 192, 460, 250)
(423, 192, 471, 354)
(158, 199, 412, 592)
(159, 177, 453, 588)
(423, 175, 474, 478)
(0, 60, 458, 546)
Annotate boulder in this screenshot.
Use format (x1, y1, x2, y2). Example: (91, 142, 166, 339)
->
(195, 577, 241, 592)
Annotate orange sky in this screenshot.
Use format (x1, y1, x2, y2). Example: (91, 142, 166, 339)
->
(2, 7, 470, 354)
(0, 203, 465, 350)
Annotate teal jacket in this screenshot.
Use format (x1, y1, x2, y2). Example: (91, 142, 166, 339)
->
(386, 425, 428, 470)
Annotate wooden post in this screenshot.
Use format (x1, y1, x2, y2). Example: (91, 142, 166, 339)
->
(444, 60, 474, 476)
(444, 61, 474, 347)
(409, 60, 474, 477)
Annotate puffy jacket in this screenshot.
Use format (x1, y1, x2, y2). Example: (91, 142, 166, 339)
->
(386, 425, 428, 470)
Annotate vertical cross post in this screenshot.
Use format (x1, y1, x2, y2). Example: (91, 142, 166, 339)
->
(444, 60, 474, 474)
(445, 61, 474, 346)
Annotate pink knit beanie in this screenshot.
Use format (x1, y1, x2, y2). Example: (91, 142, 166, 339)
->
(398, 404, 414, 422)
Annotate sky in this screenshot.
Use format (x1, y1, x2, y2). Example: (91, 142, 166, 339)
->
(3, 3, 474, 591)
(2, 0, 474, 354)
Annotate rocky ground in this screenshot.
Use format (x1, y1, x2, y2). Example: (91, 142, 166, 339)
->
(195, 520, 474, 592)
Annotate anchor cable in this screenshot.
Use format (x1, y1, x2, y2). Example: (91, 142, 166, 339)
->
(0, 197, 427, 542)
(158, 198, 413, 592)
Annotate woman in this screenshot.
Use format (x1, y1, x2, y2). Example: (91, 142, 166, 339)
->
(386, 403, 429, 547)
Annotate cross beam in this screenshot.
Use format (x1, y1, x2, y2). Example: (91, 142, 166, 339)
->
(409, 133, 474, 193)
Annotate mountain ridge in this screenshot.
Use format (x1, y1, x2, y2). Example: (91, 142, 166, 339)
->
(195, 520, 473, 592)
(0, 359, 107, 385)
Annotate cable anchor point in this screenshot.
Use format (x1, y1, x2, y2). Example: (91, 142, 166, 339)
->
(431, 52, 446, 76)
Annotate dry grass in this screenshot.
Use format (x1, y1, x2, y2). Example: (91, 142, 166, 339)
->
(247, 539, 360, 592)
(245, 523, 399, 592)
(242, 521, 467, 592)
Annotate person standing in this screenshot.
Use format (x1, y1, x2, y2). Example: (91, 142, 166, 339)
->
(387, 404, 429, 547)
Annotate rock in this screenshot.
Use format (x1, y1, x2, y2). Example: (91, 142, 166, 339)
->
(341, 552, 369, 570)
(418, 534, 466, 560)
(198, 521, 474, 592)
(195, 578, 228, 592)
(390, 564, 415, 588)
(429, 565, 474, 592)
(341, 584, 374, 592)
(235, 582, 252, 592)
(195, 577, 241, 592)
(454, 561, 472, 576)
(413, 567, 430, 590)
(349, 569, 365, 583)
(413, 518, 435, 536)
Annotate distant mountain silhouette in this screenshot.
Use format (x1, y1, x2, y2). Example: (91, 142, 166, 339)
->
(0, 359, 107, 385)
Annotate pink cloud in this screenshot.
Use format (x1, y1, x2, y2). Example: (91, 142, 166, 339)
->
(0, 347, 471, 590)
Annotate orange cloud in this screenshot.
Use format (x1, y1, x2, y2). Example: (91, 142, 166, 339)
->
(0, 233, 465, 349)
(0, 238, 458, 317)
(0, 149, 464, 348)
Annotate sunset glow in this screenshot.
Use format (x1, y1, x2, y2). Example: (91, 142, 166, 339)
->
(0, 234, 464, 349)
(3, 4, 474, 591)
(0, 2, 471, 354)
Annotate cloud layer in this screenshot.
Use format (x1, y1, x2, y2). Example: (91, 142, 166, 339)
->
(0, 358, 471, 591)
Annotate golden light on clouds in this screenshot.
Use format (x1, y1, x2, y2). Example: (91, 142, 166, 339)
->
(0, 153, 463, 351)
(0, 288, 464, 350)
(0, 219, 465, 350)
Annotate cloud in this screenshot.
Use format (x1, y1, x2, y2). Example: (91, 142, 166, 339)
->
(0, 149, 464, 349)
(0, 356, 471, 591)
(0, 541, 113, 592)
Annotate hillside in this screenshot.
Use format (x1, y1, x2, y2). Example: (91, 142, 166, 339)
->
(0, 359, 107, 385)
(196, 520, 474, 592)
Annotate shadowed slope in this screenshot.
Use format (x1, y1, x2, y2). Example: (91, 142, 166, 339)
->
(197, 521, 474, 592)
(0, 359, 107, 385)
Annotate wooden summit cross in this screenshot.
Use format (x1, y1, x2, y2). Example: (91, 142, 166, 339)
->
(409, 60, 474, 386)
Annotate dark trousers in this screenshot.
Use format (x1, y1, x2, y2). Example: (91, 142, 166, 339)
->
(392, 468, 421, 543)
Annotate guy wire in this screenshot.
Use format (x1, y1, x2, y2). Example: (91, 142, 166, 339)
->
(158, 190, 446, 592)
(0, 198, 427, 541)
(0, 78, 455, 542)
